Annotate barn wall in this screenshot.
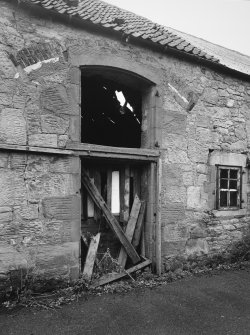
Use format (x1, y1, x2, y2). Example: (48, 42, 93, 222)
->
(0, 0, 250, 286)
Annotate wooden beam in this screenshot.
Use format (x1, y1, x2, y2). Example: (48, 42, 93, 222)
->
(83, 233, 100, 280)
(132, 201, 146, 249)
(68, 143, 159, 161)
(81, 169, 140, 264)
(91, 258, 152, 288)
(0, 144, 74, 155)
(118, 195, 141, 269)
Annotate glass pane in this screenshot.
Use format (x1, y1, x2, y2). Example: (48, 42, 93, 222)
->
(229, 180, 237, 189)
(220, 191, 228, 207)
(230, 169, 238, 179)
(220, 169, 228, 178)
(220, 179, 228, 189)
(230, 191, 238, 207)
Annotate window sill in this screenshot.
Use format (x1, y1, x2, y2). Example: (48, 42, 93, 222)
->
(212, 208, 247, 217)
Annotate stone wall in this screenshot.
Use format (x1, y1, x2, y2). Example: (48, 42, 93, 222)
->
(0, 0, 250, 284)
(0, 152, 80, 294)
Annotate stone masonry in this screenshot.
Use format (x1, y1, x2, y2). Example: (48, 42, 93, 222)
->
(0, 0, 250, 291)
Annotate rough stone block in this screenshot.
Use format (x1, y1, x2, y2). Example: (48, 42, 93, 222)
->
(69, 116, 80, 142)
(14, 204, 39, 221)
(185, 238, 209, 256)
(0, 153, 8, 168)
(187, 186, 201, 209)
(0, 171, 26, 207)
(10, 153, 27, 172)
(163, 223, 188, 242)
(0, 108, 27, 145)
(0, 242, 27, 274)
(40, 86, 69, 115)
(162, 111, 187, 135)
(28, 134, 57, 147)
(49, 156, 80, 174)
(41, 113, 69, 134)
(162, 164, 182, 187)
(162, 240, 186, 257)
(162, 186, 186, 203)
(58, 135, 68, 148)
(42, 195, 80, 221)
(35, 242, 79, 279)
(27, 173, 80, 201)
(161, 203, 185, 224)
(0, 210, 12, 223)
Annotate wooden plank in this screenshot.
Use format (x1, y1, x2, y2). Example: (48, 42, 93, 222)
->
(93, 169, 101, 222)
(83, 233, 101, 280)
(118, 195, 141, 269)
(81, 169, 140, 264)
(119, 168, 125, 222)
(0, 144, 74, 155)
(124, 166, 130, 222)
(107, 169, 112, 210)
(91, 258, 152, 288)
(132, 201, 146, 249)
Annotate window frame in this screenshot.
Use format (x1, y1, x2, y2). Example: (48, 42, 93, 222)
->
(216, 165, 242, 210)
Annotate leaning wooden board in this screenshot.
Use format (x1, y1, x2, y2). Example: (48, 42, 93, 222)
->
(118, 195, 141, 269)
(83, 233, 100, 280)
(91, 258, 152, 288)
(82, 169, 140, 264)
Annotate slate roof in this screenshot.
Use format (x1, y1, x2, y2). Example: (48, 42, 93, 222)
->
(23, 0, 250, 76)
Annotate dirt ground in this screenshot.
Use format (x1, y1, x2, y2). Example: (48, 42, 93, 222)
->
(0, 268, 250, 335)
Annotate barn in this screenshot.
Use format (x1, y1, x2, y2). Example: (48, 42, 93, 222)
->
(0, 0, 250, 292)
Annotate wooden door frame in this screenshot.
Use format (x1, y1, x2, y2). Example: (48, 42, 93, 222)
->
(78, 146, 161, 274)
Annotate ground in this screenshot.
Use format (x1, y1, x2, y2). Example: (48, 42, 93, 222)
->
(0, 268, 250, 335)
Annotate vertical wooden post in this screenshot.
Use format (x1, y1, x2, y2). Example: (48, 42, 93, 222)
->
(124, 165, 130, 222)
(155, 158, 162, 275)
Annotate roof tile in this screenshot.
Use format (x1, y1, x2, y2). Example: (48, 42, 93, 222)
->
(18, 0, 250, 76)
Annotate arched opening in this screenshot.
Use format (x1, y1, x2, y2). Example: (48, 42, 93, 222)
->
(81, 66, 153, 148)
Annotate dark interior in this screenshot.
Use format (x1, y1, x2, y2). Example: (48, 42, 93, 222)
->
(81, 68, 144, 148)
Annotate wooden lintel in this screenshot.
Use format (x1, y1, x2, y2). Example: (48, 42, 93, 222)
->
(81, 169, 140, 264)
(91, 258, 152, 288)
(0, 144, 74, 156)
(68, 143, 159, 161)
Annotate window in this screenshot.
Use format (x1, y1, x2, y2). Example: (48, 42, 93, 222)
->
(216, 166, 242, 209)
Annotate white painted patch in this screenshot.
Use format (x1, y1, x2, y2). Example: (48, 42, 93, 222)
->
(24, 57, 59, 74)
(168, 83, 189, 105)
(111, 171, 120, 214)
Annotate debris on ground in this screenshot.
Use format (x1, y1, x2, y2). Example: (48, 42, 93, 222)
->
(2, 260, 249, 311)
